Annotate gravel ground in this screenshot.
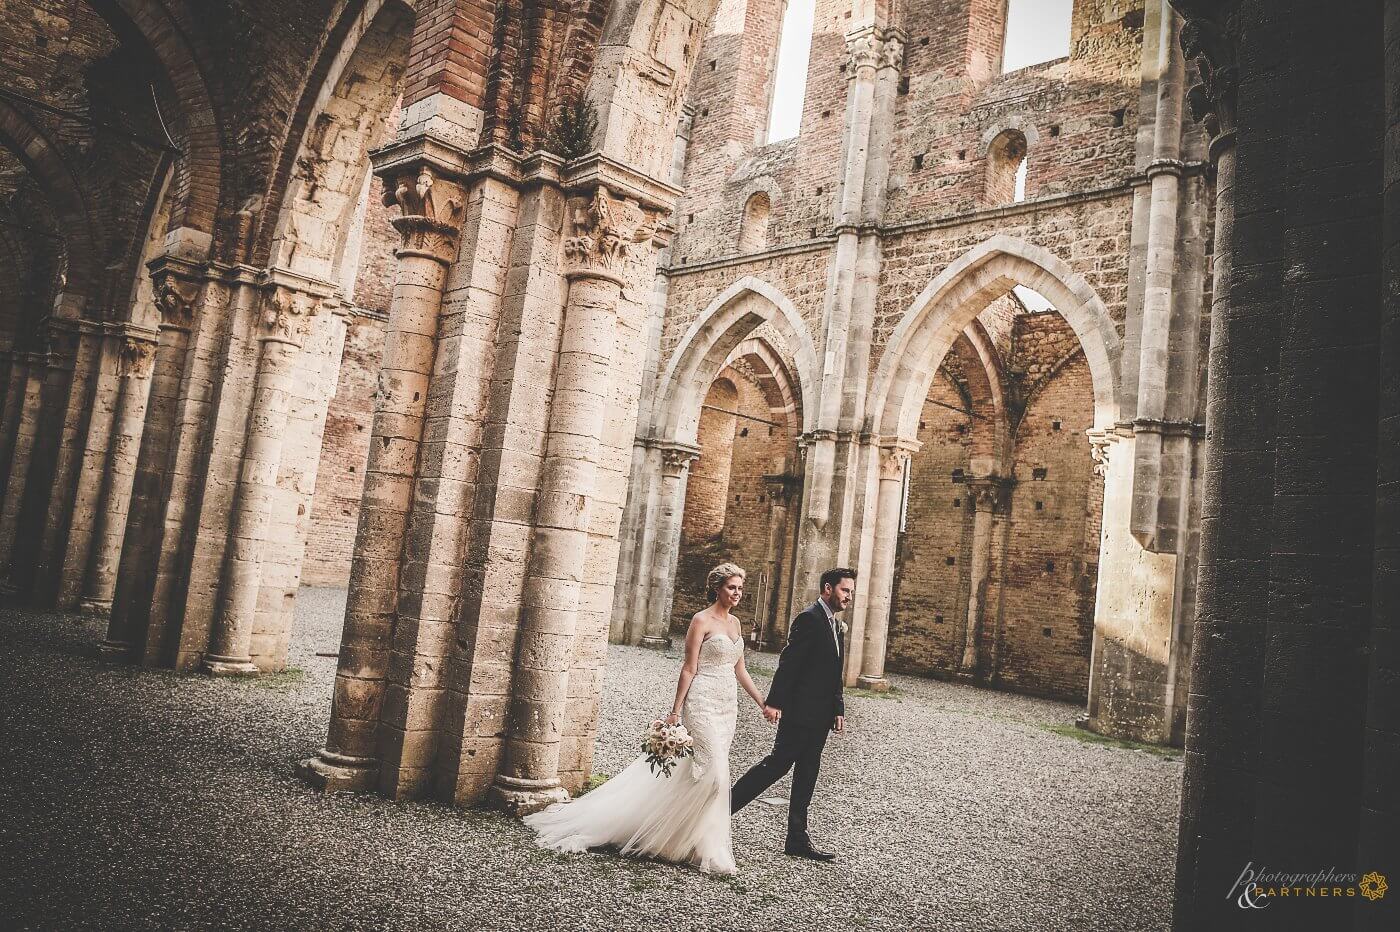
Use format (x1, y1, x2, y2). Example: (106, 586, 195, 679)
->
(0, 588, 1180, 932)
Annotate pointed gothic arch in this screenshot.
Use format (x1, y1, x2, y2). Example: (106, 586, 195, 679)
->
(868, 234, 1123, 443)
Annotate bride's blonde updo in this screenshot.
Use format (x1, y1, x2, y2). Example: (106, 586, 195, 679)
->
(706, 562, 746, 601)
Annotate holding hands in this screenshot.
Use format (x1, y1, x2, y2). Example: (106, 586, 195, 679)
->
(761, 704, 781, 724)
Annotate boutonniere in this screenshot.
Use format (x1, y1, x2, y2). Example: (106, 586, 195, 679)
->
(838, 619, 849, 637)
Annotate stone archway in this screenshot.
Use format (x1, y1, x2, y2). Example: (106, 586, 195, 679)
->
(868, 234, 1123, 440)
(614, 277, 817, 649)
(853, 234, 1123, 695)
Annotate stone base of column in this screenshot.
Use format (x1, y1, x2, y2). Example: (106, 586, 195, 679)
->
(297, 750, 380, 794)
(79, 599, 113, 619)
(488, 774, 570, 817)
(201, 654, 260, 676)
(856, 674, 890, 692)
(639, 635, 671, 650)
(97, 638, 130, 660)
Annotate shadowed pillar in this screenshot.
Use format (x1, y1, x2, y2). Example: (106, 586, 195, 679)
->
(489, 186, 655, 815)
(639, 443, 699, 649)
(300, 165, 465, 792)
(960, 476, 1012, 673)
(203, 286, 324, 675)
(857, 440, 916, 691)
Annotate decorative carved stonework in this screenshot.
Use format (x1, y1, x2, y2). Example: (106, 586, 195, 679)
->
(846, 32, 880, 72)
(118, 337, 157, 378)
(659, 445, 699, 477)
(563, 186, 656, 281)
(879, 34, 905, 72)
(1173, 0, 1239, 158)
(966, 477, 1013, 513)
(878, 444, 915, 481)
(259, 286, 322, 345)
(1086, 428, 1118, 478)
(385, 167, 466, 264)
(154, 275, 201, 330)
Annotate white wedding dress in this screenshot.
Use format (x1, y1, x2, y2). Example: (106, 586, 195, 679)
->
(524, 633, 742, 874)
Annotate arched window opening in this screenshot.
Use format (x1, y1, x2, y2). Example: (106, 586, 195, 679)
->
(765, 0, 815, 142)
(1013, 285, 1055, 314)
(984, 130, 1028, 206)
(738, 192, 771, 252)
(1002, 0, 1073, 73)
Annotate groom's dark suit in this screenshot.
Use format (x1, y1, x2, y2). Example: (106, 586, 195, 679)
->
(731, 599, 844, 848)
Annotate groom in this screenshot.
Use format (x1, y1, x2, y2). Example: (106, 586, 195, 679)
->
(731, 567, 855, 862)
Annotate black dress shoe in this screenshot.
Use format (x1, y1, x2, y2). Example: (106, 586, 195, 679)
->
(784, 842, 836, 862)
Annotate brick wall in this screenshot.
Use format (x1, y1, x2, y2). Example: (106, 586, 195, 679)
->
(673, 361, 797, 634)
(888, 311, 1103, 701)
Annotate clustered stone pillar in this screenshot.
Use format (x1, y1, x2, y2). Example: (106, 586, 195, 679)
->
(857, 440, 916, 691)
(960, 477, 1011, 672)
(92, 271, 198, 643)
(81, 336, 157, 621)
(757, 470, 798, 649)
(490, 186, 655, 815)
(796, 24, 904, 641)
(0, 351, 49, 569)
(0, 351, 31, 493)
(1129, 4, 1189, 549)
(638, 443, 699, 649)
(301, 165, 465, 791)
(203, 287, 321, 675)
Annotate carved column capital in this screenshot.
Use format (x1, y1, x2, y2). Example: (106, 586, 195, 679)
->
(563, 185, 657, 284)
(1086, 427, 1123, 478)
(966, 476, 1014, 513)
(44, 319, 81, 366)
(152, 271, 202, 332)
(118, 335, 158, 378)
(877, 438, 920, 480)
(384, 166, 466, 264)
(657, 442, 700, 477)
(259, 285, 322, 346)
(846, 31, 881, 73)
(878, 33, 905, 72)
(1173, 0, 1240, 161)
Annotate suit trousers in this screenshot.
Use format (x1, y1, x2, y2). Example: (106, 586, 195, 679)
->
(730, 718, 830, 843)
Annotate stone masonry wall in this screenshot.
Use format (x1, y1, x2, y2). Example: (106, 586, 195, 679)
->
(673, 363, 796, 635)
(888, 312, 1103, 701)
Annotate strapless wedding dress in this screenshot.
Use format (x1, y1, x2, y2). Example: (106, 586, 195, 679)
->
(524, 633, 743, 874)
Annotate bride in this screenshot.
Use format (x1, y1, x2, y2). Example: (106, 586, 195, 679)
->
(524, 562, 771, 874)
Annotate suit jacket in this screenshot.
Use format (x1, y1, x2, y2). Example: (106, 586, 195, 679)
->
(765, 601, 845, 728)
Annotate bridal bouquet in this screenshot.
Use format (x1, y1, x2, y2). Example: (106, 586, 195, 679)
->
(642, 719, 695, 777)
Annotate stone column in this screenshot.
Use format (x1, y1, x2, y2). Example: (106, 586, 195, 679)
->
(857, 441, 915, 691)
(960, 477, 1011, 672)
(0, 351, 28, 494)
(757, 471, 797, 649)
(32, 319, 105, 603)
(81, 336, 157, 623)
(90, 272, 198, 641)
(1170, 4, 1247, 919)
(639, 443, 699, 648)
(301, 165, 465, 792)
(57, 324, 148, 610)
(108, 259, 206, 666)
(0, 352, 49, 569)
(1130, 4, 1190, 550)
(203, 286, 322, 675)
(489, 186, 655, 815)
